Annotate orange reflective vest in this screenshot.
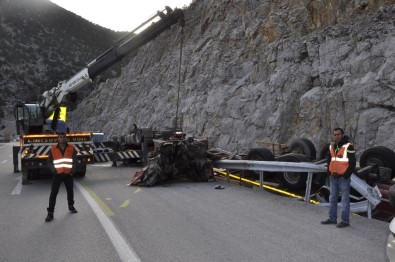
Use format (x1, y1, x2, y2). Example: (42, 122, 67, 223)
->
(328, 143, 351, 175)
(51, 144, 75, 175)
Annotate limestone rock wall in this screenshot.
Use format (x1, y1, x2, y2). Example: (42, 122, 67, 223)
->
(73, 0, 395, 157)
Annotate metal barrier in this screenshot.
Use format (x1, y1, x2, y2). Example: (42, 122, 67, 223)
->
(213, 160, 382, 219)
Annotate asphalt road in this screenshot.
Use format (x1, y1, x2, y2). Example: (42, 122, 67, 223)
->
(0, 142, 391, 261)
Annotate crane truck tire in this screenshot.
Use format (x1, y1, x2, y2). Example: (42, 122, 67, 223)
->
(245, 148, 275, 180)
(360, 146, 395, 179)
(74, 166, 87, 177)
(289, 138, 316, 161)
(276, 153, 311, 191)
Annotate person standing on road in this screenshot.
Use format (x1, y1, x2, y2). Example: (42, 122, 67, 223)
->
(321, 127, 356, 228)
(45, 132, 78, 222)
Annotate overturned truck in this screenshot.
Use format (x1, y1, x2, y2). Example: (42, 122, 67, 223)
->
(128, 131, 395, 190)
(128, 131, 395, 219)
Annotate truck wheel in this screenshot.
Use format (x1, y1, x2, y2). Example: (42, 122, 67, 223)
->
(389, 184, 395, 207)
(22, 171, 29, 185)
(75, 166, 87, 177)
(245, 148, 275, 180)
(32, 170, 40, 180)
(360, 146, 395, 178)
(76, 170, 86, 177)
(27, 170, 39, 180)
(289, 138, 316, 161)
(319, 143, 330, 160)
(276, 153, 310, 191)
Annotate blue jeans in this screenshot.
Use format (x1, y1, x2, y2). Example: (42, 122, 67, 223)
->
(328, 175, 351, 224)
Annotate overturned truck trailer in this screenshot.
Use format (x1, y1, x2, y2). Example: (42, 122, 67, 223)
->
(128, 133, 395, 190)
(128, 133, 395, 219)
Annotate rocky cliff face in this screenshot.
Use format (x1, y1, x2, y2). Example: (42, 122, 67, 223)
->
(73, 0, 395, 157)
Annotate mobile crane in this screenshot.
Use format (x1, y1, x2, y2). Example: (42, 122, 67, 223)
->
(12, 7, 184, 184)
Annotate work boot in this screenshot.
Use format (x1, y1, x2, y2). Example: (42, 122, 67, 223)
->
(45, 212, 54, 222)
(336, 222, 350, 228)
(320, 219, 337, 225)
(69, 206, 78, 213)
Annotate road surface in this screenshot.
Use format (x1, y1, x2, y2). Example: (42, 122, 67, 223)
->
(0, 142, 390, 261)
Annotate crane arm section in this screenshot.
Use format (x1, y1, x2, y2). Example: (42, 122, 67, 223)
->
(39, 7, 184, 118)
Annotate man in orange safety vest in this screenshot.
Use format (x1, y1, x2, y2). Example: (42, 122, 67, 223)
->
(321, 127, 356, 228)
(45, 132, 78, 222)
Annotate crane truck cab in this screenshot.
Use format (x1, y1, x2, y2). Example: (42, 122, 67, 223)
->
(17, 132, 94, 184)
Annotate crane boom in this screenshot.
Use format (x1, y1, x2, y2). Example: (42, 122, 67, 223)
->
(15, 6, 184, 136)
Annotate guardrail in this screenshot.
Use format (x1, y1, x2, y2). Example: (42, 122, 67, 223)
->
(213, 160, 382, 219)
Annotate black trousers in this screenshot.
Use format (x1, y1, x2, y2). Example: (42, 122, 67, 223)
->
(47, 174, 74, 213)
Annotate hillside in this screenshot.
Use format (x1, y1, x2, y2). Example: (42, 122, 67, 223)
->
(0, 0, 125, 137)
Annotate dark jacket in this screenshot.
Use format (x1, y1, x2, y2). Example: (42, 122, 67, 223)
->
(48, 142, 78, 175)
(326, 135, 356, 179)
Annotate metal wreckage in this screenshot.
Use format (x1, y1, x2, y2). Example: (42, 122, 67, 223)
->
(129, 133, 214, 186)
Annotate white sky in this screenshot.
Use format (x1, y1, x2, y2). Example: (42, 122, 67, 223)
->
(49, 0, 192, 31)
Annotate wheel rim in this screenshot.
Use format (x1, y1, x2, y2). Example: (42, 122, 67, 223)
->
(291, 146, 304, 155)
(283, 172, 302, 185)
(366, 156, 385, 167)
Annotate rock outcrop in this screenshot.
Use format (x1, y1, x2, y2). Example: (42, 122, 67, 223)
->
(73, 0, 395, 157)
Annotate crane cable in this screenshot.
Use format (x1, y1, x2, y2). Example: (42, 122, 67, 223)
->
(175, 17, 185, 131)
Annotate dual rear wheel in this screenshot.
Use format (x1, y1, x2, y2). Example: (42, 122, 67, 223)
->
(246, 140, 395, 191)
(246, 138, 315, 191)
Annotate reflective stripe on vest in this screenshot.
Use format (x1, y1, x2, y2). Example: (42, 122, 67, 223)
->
(329, 143, 350, 175)
(51, 144, 74, 174)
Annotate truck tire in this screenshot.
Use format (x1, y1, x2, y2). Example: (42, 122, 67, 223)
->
(76, 170, 86, 177)
(22, 171, 29, 185)
(289, 138, 316, 161)
(319, 143, 330, 160)
(74, 165, 87, 177)
(27, 169, 39, 180)
(389, 184, 395, 207)
(245, 148, 275, 180)
(276, 153, 311, 191)
(360, 146, 395, 178)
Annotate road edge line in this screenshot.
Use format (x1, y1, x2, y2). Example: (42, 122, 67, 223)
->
(11, 175, 22, 195)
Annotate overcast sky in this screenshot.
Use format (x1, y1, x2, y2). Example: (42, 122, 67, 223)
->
(49, 0, 192, 31)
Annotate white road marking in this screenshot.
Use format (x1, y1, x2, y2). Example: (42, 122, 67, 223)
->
(90, 163, 113, 167)
(11, 175, 22, 195)
(75, 181, 141, 262)
(2, 160, 7, 164)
